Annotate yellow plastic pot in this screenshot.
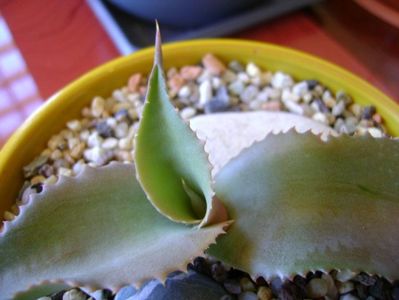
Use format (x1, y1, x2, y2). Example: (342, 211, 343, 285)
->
(1, 39, 399, 216)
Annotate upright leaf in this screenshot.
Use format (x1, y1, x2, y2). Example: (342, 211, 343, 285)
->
(134, 25, 226, 226)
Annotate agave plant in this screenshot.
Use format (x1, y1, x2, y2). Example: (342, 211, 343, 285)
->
(1, 27, 399, 300)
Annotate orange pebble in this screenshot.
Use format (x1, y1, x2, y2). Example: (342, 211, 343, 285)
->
(127, 73, 142, 93)
(202, 53, 226, 76)
(180, 66, 203, 80)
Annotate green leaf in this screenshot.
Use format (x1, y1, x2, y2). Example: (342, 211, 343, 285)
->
(134, 26, 226, 226)
(209, 132, 399, 279)
(0, 163, 228, 299)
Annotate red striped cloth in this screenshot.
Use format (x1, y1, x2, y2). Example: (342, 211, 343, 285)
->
(0, 15, 43, 148)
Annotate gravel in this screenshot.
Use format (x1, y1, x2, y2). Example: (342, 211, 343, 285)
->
(1, 54, 392, 300)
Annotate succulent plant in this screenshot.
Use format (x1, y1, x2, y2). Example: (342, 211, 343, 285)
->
(1, 27, 399, 300)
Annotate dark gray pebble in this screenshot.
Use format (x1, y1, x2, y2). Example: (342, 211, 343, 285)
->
(96, 121, 114, 138)
(224, 279, 242, 295)
(270, 277, 283, 296)
(362, 106, 376, 120)
(204, 99, 230, 114)
(306, 80, 319, 90)
(354, 273, 377, 287)
(211, 262, 227, 282)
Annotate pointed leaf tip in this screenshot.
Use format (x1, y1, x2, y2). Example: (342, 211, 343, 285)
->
(154, 21, 163, 68)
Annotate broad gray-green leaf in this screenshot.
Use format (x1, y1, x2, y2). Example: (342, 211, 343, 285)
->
(134, 27, 226, 226)
(189, 111, 336, 176)
(0, 163, 228, 300)
(209, 132, 399, 279)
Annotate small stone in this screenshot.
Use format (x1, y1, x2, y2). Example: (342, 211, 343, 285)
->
(220, 295, 234, 300)
(262, 100, 281, 111)
(258, 286, 273, 300)
(369, 278, 391, 300)
(368, 127, 384, 137)
(102, 138, 118, 149)
(62, 288, 87, 300)
(229, 60, 244, 73)
(246, 62, 261, 77)
(306, 278, 328, 298)
(271, 277, 283, 295)
(361, 105, 376, 120)
(224, 279, 242, 294)
(313, 98, 329, 113)
(214, 86, 230, 104)
(115, 285, 137, 300)
(37, 297, 51, 300)
(96, 121, 113, 138)
(372, 113, 382, 124)
(354, 273, 377, 287)
(119, 137, 132, 150)
(392, 285, 399, 300)
(44, 175, 57, 185)
(349, 103, 362, 117)
(180, 65, 203, 81)
(91, 97, 105, 118)
(4, 211, 15, 221)
(340, 294, 359, 300)
(168, 74, 186, 95)
(240, 277, 256, 292)
(204, 99, 230, 114)
(211, 261, 227, 282)
(338, 281, 355, 294)
(31, 175, 45, 185)
(332, 100, 346, 116)
(282, 90, 300, 103)
(89, 289, 112, 300)
(238, 291, 257, 300)
(114, 108, 130, 121)
(237, 72, 250, 84)
(336, 90, 353, 105)
(345, 117, 358, 134)
(84, 147, 108, 165)
(66, 120, 82, 131)
(356, 283, 368, 299)
(271, 72, 294, 89)
(222, 69, 237, 83)
(292, 81, 309, 97)
(87, 132, 103, 148)
(284, 99, 304, 115)
(202, 53, 226, 75)
(38, 164, 54, 177)
(179, 107, 196, 120)
(70, 143, 85, 159)
(312, 112, 329, 124)
(229, 80, 245, 95)
(58, 167, 73, 177)
(306, 79, 319, 89)
(324, 96, 337, 109)
(198, 80, 213, 107)
(240, 85, 259, 103)
(112, 89, 127, 102)
(212, 77, 223, 89)
(114, 122, 129, 138)
(127, 73, 142, 93)
(23, 155, 49, 178)
(279, 282, 302, 300)
(190, 256, 211, 276)
(322, 273, 338, 299)
(178, 85, 191, 98)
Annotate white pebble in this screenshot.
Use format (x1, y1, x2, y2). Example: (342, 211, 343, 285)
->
(312, 112, 329, 124)
(212, 77, 223, 89)
(282, 89, 300, 103)
(199, 80, 213, 107)
(238, 291, 257, 300)
(332, 100, 346, 116)
(368, 127, 383, 138)
(338, 281, 354, 294)
(284, 99, 304, 115)
(58, 167, 73, 177)
(84, 147, 106, 164)
(119, 137, 132, 150)
(44, 175, 57, 185)
(271, 71, 294, 89)
(178, 85, 191, 98)
(87, 132, 103, 148)
(79, 130, 90, 141)
(292, 81, 309, 97)
(240, 85, 259, 103)
(246, 62, 261, 77)
(106, 117, 117, 129)
(102, 138, 118, 149)
(31, 175, 45, 185)
(340, 294, 359, 300)
(335, 270, 355, 282)
(237, 72, 250, 84)
(91, 97, 105, 118)
(66, 120, 81, 131)
(180, 107, 197, 120)
(306, 278, 328, 298)
(256, 90, 270, 102)
(67, 137, 79, 150)
(112, 89, 127, 102)
(302, 92, 313, 103)
(50, 149, 63, 160)
(115, 122, 129, 138)
(62, 289, 87, 300)
(72, 160, 86, 175)
(229, 80, 245, 95)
